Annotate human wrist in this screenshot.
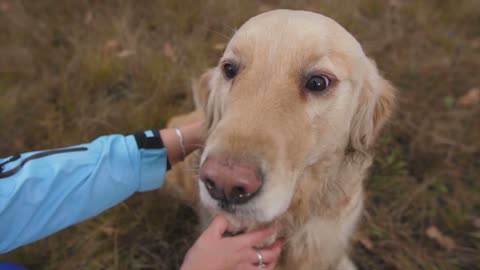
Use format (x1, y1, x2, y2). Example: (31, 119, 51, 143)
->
(180, 121, 204, 155)
(174, 128, 187, 160)
(159, 122, 204, 166)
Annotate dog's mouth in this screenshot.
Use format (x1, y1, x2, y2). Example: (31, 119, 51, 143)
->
(201, 189, 290, 233)
(222, 228, 246, 237)
(221, 215, 281, 248)
(198, 169, 294, 237)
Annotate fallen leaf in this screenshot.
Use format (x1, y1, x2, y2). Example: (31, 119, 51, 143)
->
(457, 87, 480, 107)
(213, 43, 226, 51)
(472, 37, 480, 50)
(99, 226, 118, 236)
(426, 226, 456, 251)
(389, 0, 403, 8)
(473, 216, 480, 229)
(13, 139, 24, 150)
(258, 4, 273, 13)
(358, 236, 374, 250)
(117, 49, 135, 58)
(443, 96, 455, 109)
(0, 1, 10, 12)
(84, 10, 93, 25)
(162, 42, 177, 62)
(103, 39, 120, 53)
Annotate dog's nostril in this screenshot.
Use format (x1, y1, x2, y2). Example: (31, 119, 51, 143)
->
(205, 178, 216, 190)
(232, 186, 249, 198)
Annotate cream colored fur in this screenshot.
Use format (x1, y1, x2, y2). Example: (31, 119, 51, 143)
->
(165, 10, 396, 270)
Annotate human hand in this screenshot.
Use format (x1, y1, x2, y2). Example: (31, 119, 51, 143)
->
(180, 216, 282, 270)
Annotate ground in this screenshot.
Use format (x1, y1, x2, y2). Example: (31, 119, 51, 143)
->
(0, 1, 479, 269)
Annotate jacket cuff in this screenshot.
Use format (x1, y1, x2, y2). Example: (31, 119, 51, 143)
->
(131, 130, 169, 192)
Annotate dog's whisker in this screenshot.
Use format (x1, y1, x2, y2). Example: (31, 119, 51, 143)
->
(321, 180, 328, 196)
(335, 181, 347, 198)
(202, 26, 232, 41)
(326, 181, 336, 193)
(234, 15, 237, 33)
(221, 22, 236, 35)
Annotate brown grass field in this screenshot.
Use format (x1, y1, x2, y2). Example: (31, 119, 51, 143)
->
(0, 1, 479, 269)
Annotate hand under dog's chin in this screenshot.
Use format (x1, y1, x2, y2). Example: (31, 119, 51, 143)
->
(216, 211, 278, 248)
(200, 183, 291, 246)
(206, 206, 283, 248)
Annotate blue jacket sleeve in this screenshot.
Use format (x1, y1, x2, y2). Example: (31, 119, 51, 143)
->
(0, 130, 168, 254)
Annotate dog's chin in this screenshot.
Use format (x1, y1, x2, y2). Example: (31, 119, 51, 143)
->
(211, 209, 280, 248)
(199, 180, 293, 245)
(202, 202, 285, 245)
(201, 198, 282, 231)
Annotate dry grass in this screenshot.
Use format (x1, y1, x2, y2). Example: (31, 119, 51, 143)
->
(0, 0, 479, 269)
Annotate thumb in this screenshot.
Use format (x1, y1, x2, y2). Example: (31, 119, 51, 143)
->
(205, 215, 229, 238)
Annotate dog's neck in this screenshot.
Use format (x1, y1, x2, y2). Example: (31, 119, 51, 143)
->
(274, 152, 371, 269)
(289, 151, 372, 220)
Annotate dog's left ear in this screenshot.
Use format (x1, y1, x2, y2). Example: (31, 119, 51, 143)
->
(192, 68, 222, 133)
(192, 68, 214, 111)
(349, 59, 396, 155)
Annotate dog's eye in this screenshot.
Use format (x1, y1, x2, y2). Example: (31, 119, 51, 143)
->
(223, 63, 238, 79)
(305, 76, 330, 92)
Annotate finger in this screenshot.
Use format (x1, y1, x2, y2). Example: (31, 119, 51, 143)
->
(264, 257, 279, 270)
(235, 260, 277, 270)
(205, 215, 229, 238)
(264, 246, 282, 270)
(234, 263, 259, 270)
(266, 238, 284, 249)
(234, 226, 277, 247)
(245, 242, 282, 265)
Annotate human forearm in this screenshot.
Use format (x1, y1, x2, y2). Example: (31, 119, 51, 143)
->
(0, 132, 168, 253)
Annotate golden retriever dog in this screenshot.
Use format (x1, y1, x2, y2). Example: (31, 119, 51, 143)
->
(165, 9, 395, 270)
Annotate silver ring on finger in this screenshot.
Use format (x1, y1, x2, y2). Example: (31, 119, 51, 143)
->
(256, 250, 266, 268)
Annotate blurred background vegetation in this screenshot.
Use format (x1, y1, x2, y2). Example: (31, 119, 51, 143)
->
(0, 0, 479, 269)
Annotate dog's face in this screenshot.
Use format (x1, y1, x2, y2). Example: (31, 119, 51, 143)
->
(197, 10, 394, 231)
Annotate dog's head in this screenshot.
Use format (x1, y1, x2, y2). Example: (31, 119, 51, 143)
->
(196, 10, 395, 232)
